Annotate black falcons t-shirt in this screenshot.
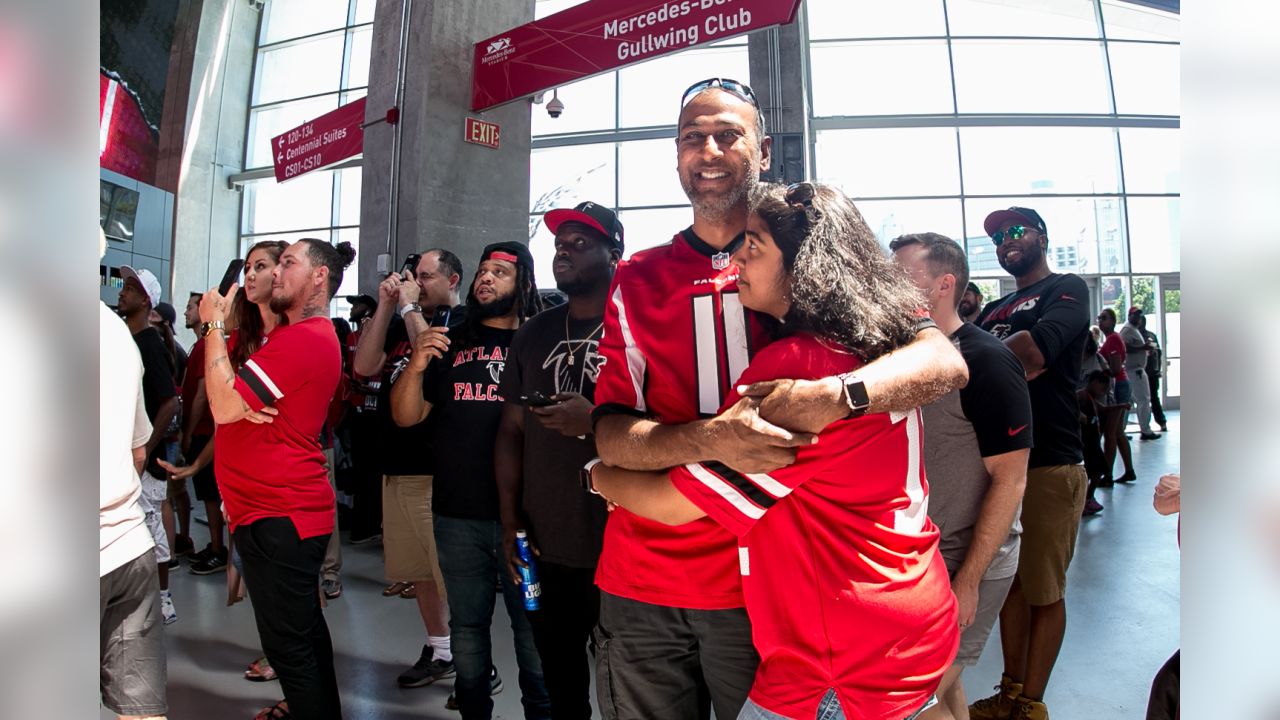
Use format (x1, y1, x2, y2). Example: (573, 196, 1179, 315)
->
(423, 324, 516, 521)
(977, 273, 1090, 467)
(133, 326, 177, 478)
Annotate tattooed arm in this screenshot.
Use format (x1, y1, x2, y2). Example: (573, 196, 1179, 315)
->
(202, 329, 275, 425)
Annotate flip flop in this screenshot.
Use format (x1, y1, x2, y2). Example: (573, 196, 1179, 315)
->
(383, 581, 411, 597)
(245, 657, 278, 682)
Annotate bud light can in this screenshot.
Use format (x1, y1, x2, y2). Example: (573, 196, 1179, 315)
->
(515, 530, 542, 611)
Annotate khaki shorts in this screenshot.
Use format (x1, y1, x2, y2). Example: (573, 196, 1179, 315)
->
(1017, 464, 1087, 605)
(382, 475, 444, 589)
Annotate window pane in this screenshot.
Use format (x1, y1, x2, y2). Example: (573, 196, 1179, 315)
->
(353, 0, 375, 24)
(246, 95, 339, 168)
(810, 41, 953, 116)
(260, 0, 348, 44)
(1100, 275, 1129, 316)
(334, 228, 360, 299)
(529, 143, 616, 214)
(531, 73, 617, 136)
(952, 40, 1110, 113)
(1119, 128, 1179, 194)
(617, 208, 693, 256)
(963, 196, 1126, 276)
(345, 26, 372, 89)
(241, 229, 334, 257)
(806, 0, 945, 40)
(1126, 197, 1179, 273)
(1100, 0, 1179, 41)
(618, 138, 687, 207)
(815, 128, 960, 198)
(618, 46, 749, 129)
(960, 126, 1120, 195)
(946, 0, 1099, 38)
(851, 199, 963, 251)
(254, 33, 346, 105)
(1162, 293, 1180, 356)
(1108, 41, 1180, 115)
(242, 171, 335, 235)
(1164, 356, 1179, 397)
(336, 167, 362, 226)
(535, 0, 589, 20)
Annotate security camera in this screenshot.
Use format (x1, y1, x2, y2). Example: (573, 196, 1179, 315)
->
(546, 89, 564, 119)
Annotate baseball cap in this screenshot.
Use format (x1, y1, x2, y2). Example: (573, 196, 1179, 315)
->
(544, 201, 625, 253)
(965, 281, 982, 295)
(120, 265, 161, 306)
(154, 302, 177, 327)
(1128, 306, 1144, 316)
(983, 206, 1048, 238)
(345, 293, 378, 309)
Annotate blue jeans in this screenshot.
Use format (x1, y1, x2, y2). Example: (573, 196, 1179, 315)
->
(435, 515, 550, 720)
(737, 689, 936, 720)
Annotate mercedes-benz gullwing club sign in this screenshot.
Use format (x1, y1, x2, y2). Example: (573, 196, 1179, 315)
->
(471, 0, 803, 112)
(271, 97, 367, 183)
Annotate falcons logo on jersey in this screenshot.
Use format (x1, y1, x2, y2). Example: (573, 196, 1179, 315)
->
(487, 360, 505, 384)
(542, 340, 603, 394)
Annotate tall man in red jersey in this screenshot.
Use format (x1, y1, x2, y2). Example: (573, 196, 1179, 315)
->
(199, 239, 355, 720)
(590, 77, 969, 720)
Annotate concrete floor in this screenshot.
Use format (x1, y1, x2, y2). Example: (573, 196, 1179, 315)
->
(113, 412, 1180, 719)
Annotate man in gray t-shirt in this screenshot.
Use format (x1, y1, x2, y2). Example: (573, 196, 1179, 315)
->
(1121, 307, 1159, 439)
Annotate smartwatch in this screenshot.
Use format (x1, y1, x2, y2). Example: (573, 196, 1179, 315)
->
(581, 458, 604, 495)
(838, 372, 870, 418)
(399, 303, 423, 318)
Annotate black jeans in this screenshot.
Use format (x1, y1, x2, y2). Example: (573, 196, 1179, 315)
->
(526, 562, 600, 720)
(236, 517, 342, 719)
(1147, 371, 1167, 427)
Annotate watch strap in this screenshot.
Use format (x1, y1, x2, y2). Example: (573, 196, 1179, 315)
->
(581, 458, 604, 494)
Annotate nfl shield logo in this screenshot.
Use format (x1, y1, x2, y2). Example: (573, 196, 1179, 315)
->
(711, 252, 730, 270)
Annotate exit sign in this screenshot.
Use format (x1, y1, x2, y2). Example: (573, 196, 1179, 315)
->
(464, 117, 500, 149)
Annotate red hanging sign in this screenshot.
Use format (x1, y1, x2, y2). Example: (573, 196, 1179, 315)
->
(271, 97, 367, 182)
(464, 117, 501, 149)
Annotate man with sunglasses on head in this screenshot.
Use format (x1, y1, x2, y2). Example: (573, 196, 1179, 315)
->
(970, 208, 1091, 720)
(589, 77, 968, 720)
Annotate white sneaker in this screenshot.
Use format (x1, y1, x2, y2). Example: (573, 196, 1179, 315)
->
(160, 590, 177, 625)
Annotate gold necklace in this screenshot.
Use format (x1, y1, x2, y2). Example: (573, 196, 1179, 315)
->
(564, 312, 603, 366)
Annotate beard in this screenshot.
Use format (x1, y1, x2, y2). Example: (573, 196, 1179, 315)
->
(998, 241, 1044, 277)
(681, 157, 759, 224)
(958, 299, 976, 317)
(268, 287, 296, 315)
(469, 289, 517, 320)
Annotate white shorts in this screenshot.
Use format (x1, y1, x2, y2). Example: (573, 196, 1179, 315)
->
(138, 472, 172, 564)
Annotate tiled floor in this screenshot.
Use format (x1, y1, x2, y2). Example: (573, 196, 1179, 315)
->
(108, 412, 1180, 719)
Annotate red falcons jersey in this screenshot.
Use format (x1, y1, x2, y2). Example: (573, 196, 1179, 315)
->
(593, 229, 771, 610)
(669, 333, 957, 720)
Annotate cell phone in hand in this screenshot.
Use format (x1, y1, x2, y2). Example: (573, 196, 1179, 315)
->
(400, 253, 422, 279)
(430, 304, 452, 328)
(218, 259, 245, 295)
(521, 391, 557, 407)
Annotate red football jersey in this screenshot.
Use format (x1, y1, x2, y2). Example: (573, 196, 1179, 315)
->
(216, 317, 341, 539)
(670, 333, 958, 720)
(594, 229, 771, 610)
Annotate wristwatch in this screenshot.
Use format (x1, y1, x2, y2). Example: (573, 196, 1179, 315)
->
(838, 372, 870, 418)
(201, 320, 226, 338)
(399, 303, 423, 318)
(581, 458, 603, 495)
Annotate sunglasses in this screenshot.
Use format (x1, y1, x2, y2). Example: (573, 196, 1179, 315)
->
(991, 224, 1035, 246)
(680, 77, 759, 110)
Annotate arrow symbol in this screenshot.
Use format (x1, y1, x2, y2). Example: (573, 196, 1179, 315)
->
(277, 153, 283, 162)
(278, 138, 284, 148)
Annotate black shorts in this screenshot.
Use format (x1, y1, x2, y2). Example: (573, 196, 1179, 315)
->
(188, 434, 221, 502)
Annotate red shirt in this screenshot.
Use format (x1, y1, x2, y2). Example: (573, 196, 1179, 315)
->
(594, 229, 771, 610)
(670, 334, 957, 720)
(180, 338, 214, 436)
(1100, 331, 1128, 382)
(216, 317, 341, 538)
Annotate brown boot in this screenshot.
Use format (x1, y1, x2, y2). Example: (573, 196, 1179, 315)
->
(968, 674, 1023, 720)
(1009, 695, 1049, 720)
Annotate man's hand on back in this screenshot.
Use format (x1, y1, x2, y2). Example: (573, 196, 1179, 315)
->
(737, 377, 846, 435)
(703, 396, 817, 474)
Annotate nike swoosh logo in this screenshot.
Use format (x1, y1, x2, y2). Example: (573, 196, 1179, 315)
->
(1008, 425, 1028, 436)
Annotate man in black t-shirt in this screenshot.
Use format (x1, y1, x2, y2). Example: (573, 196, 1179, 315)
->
(494, 202, 622, 719)
(351, 248, 465, 687)
(970, 207, 1091, 720)
(116, 266, 180, 625)
(390, 242, 550, 720)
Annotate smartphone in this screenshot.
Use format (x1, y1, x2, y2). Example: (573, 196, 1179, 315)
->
(429, 304, 452, 328)
(520, 391, 557, 407)
(218, 259, 245, 295)
(400, 253, 422, 279)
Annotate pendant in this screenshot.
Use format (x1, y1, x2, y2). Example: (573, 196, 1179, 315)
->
(711, 252, 730, 270)
(567, 353, 574, 366)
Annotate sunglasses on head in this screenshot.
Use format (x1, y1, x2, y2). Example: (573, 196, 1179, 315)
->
(991, 224, 1036, 246)
(680, 77, 759, 110)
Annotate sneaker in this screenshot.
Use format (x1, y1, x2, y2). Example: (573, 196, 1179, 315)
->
(189, 543, 216, 564)
(1082, 497, 1104, 516)
(1140, 432, 1162, 441)
(969, 674, 1022, 720)
(173, 534, 195, 557)
(322, 578, 343, 599)
(190, 551, 228, 575)
(166, 557, 180, 570)
(1116, 471, 1138, 484)
(1010, 695, 1049, 720)
(349, 531, 382, 546)
(160, 591, 177, 625)
(397, 645, 456, 687)
(1158, 423, 1168, 432)
(445, 666, 503, 710)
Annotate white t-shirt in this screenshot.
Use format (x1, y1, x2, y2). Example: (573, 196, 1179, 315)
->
(100, 303, 155, 577)
(1119, 322, 1148, 372)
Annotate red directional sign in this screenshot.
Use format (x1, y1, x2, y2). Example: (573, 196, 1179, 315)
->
(271, 97, 367, 182)
(464, 117, 501, 149)
(471, 0, 803, 112)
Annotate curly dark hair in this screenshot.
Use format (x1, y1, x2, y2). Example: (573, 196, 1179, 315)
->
(455, 263, 542, 352)
(749, 182, 923, 361)
(229, 239, 287, 370)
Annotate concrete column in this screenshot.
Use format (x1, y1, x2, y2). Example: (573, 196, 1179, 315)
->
(357, 0, 534, 293)
(749, 20, 809, 184)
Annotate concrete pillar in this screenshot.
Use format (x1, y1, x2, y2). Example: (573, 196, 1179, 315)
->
(357, 0, 534, 293)
(749, 20, 809, 185)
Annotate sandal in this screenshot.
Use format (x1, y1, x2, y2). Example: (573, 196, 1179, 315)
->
(245, 656, 278, 682)
(254, 700, 290, 719)
(383, 581, 411, 597)
(399, 582, 417, 599)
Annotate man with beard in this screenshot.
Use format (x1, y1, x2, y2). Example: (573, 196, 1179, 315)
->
(960, 281, 984, 324)
(589, 78, 968, 720)
(353, 249, 464, 688)
(494, 203, 622, 719)
(391, 242, 550, 720)
(970, 208, 1090, 720)
(199, 239, 354, 720)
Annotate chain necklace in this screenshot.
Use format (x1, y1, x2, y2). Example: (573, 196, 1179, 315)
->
(564, 312, 604, 366)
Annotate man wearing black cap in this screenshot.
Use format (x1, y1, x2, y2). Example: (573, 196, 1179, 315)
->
(970, 207, 1090, 720)
(960, 281, 984, 324)
(391, 242, 550, 719)
(494, 202, 622, 719)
